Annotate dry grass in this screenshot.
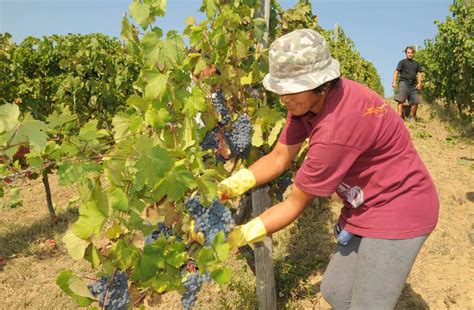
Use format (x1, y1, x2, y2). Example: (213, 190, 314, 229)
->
(0, 102, 473, 309)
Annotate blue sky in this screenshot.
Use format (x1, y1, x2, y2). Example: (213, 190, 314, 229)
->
(1, 0, 453, 97)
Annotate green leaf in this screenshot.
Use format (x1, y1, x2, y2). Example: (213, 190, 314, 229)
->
(57, 161, 102, 186)
(56, 270, 94, 306)
(15, 116, 48, 153)
(72, 202, 106, 239)
(252, 17, 266, 41)
(132, 254, 158, 282)
(6, 187, 22, 208)
(197, 169, 219, 205)
(46, 110, 77, 129)
(202, 0, 218, 18)
(193, 57, 207, 76)
(145, 107, 170, 129)
(267, 118, 285, 146)
(179, 117, 197, 150)
(184, 16, 196, 26)
(0, 103, 19, 133)
(127, 95, 150, 113)
(78, 121, 108, 141)
(129, 0, 152, 29)
(251, 120, 264, 147)
(84, 244, 102, 269)
(112, 113, 143, 141)
(197, 247, 214, 271)
(183, 87, 206, 117)
(141, 30, 162, 68)
(62, 231, 90, 260)
(133, 139, 174, 191)
(158, 31, 186, 69)
(240, 72, 253, 85)
(110, 239, 138, 270)
(121, 15, 139, 43)
(144, 72, 169, 100)
(109, 187, 129, 212)
(154, 164, 197, 201)
(211, 267, 231, 284)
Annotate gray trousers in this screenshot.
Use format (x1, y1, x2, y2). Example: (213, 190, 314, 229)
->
(320, 234, 428, 310)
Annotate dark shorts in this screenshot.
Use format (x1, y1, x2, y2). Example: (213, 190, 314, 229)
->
(395, 81, 420, 104)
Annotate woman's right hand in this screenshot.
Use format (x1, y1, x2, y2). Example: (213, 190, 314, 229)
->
(217, 169, 256, 202)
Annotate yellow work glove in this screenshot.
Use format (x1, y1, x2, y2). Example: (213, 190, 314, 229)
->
(227, 217, 267, 249)
(217, 168, 256, 202)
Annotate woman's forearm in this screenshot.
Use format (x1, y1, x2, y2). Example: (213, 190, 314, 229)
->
(259, 184, 315, 235)
(249, 142, 303, 186)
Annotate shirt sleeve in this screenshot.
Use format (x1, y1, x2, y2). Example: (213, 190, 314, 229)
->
(396, 60, 403, 71)
(278, 112, 308, 145)
(294, 143, 362, 196)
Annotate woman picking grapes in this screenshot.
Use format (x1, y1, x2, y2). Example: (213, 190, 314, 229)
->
(219, 29, 439, 309)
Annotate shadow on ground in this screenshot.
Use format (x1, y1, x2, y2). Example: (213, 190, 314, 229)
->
(396, 283, 430, 310)
(0, 207, 78, 258)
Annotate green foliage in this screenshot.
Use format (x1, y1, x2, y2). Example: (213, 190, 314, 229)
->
(0, 0, 386, 308)
(0, 33, 141, 127)
(416, 0, 473, 119)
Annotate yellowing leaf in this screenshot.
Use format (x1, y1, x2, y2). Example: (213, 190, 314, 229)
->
(251, 120, 263, 147)
(62, 231, 90, 260)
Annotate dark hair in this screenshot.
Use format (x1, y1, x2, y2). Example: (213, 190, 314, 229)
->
(405, 46, 415, 53)
(313, 77, 340, 94)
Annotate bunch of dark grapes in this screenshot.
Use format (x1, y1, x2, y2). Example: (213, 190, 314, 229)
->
(145, 222, 177, 245)
(88, 271, 130, 310)
(211, 91, 230, 126)
(224, 114, 252, 157)
(275, 172, 293, 201)
(181, 271, 211, 310)
(185, 197, 234, 246)
(200, 128, 218, 152)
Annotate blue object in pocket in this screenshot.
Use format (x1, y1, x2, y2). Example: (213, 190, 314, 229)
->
(333, 223, 354, 246)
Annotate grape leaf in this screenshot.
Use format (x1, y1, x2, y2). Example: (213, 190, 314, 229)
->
(129, 0, 152, 29)
(72, 202, 106, 239)
(56, 270, 94, 306)
(62, 231, 90, 260)
(211, 267, 231, 284)
(0, 103, 19, 133)
(109, 187, 129, 212)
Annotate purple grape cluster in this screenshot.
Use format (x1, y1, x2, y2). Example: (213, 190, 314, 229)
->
(145, 222, 181, 245)
(88, 271, 130, 310)
(200, 128, 218, 152)
(185, 197, 234, 246)
(275, 172, 293, 201)
(181, 271, 211, 310)
(145, 222, 171, 245)
(211, 91, 231, 125)
(224, 114, 252, 157)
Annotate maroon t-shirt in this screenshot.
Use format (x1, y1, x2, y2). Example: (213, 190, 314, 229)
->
(279, 78, 439, 239)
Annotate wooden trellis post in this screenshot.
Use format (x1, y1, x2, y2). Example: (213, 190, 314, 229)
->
(247, 2, 278, 309)
(252, 185, 277, 310)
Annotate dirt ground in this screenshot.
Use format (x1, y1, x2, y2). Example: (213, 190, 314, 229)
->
(0, 102, 473, 309)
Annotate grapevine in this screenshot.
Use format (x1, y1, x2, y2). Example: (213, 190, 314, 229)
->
(88, 271, 130, 310)
(186, 197, 234, 246)
(0, 0, 386, 308)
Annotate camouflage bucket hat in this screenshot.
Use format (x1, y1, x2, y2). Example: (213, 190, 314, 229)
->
(263, 29, 340, 95)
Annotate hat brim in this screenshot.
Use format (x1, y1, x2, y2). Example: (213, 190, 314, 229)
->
(263, 59, 341, 95)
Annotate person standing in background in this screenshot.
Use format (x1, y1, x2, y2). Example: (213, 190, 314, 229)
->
(392, 46, 423, 121)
